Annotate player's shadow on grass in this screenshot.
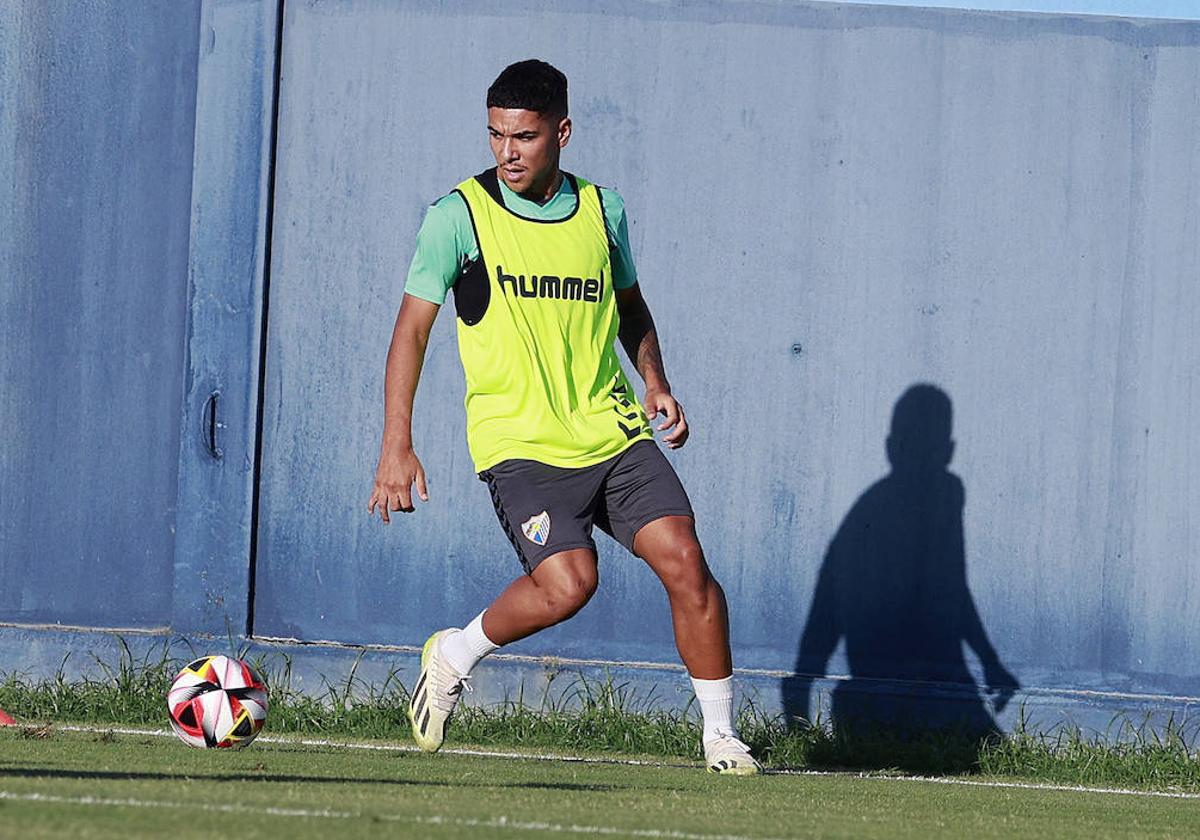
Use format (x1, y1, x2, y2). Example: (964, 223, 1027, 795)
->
(0, 766, 620, 792)
(780, 384, 1018, 772)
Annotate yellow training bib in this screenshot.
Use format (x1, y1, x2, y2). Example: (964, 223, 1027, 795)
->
(451, 169, 653, 472)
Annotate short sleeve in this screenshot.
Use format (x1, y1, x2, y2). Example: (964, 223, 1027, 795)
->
(599, 187, 639, 290)
(402, 193, 475, 305)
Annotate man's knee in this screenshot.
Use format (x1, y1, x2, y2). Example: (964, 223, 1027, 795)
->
(539, 571, 597, 620)
(533, 552, 598, 621)
(655, 541, 716, 602)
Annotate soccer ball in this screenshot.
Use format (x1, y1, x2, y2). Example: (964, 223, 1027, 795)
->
(167, 655, 268, 749)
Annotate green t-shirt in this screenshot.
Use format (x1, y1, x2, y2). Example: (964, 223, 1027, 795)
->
(404, 174, 639, 304)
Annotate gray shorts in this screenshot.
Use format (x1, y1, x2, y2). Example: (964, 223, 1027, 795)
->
(478, 440, 694, 574)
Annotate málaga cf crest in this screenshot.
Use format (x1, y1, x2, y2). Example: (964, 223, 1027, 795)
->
(521, 511, 551, 546)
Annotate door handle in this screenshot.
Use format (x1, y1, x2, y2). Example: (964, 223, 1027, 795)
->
(202, 390, 224, 460)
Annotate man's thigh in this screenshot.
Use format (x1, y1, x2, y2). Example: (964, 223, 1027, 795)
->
(596, 440, 695, 556)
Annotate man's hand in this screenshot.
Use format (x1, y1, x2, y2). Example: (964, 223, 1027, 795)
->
(643, 386, 689, 449)
(368, 447, 428, 523)
(983, 660, 1020, 714)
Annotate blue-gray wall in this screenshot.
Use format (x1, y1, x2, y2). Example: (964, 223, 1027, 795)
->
(0, 1, 199, 627)
(3, 0, 1199, 733)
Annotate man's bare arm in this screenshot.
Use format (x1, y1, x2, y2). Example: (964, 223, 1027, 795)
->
(616, 284, 668, 391)
(615, 284, 689, 448)
(368, 293, 440, 521)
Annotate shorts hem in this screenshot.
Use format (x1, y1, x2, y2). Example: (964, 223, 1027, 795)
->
(624, 508, 695, 554)
(523, 540, 600, 574)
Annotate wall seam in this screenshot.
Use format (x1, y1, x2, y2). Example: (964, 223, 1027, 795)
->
(246, 0, 287, 638)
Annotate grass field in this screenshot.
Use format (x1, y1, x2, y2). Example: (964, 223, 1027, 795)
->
(8, 648, 1200, 792)
(2, 727, 1198, 839)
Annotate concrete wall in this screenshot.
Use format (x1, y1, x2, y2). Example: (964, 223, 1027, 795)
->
(0, 1, 199, 627)
(3, 0, 1199, 732)
(252, 0, 1200, 728)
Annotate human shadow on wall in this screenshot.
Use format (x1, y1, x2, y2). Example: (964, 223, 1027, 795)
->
(781, 384, 1019, 757)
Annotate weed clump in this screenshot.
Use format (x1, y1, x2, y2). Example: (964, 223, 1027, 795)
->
(978, 710, 1200, 789)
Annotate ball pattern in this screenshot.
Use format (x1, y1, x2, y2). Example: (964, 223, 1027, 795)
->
(167, 655, 268, 749)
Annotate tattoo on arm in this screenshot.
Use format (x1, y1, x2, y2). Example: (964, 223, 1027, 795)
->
(619, 297, 669, 391)
(636, 329, 667, 387)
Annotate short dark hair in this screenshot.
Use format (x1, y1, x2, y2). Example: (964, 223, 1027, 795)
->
(487, 60, 568, 117)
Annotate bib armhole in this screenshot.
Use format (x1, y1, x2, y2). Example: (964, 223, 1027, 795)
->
(451, 188, 490, 326)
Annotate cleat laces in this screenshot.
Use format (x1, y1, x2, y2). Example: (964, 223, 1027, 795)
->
(431, 669, 471, 713)
(708, 733, 752, 754)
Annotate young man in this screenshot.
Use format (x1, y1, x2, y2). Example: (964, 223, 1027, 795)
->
(368, 60, 759, 775)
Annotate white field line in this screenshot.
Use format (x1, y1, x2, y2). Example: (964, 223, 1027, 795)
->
(0, 790, 778, 840)
(51, 724, 1200, 801)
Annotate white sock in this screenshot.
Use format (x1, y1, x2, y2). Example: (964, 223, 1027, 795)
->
(440, 611, 499, 676)
(691, 675, 737, 745)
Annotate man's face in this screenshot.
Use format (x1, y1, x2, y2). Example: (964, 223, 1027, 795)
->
(487, 107, 571, 197)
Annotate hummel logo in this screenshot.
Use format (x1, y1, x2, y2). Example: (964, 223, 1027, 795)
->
(609, 384, 647, 440)
(496, 265, 604, 303)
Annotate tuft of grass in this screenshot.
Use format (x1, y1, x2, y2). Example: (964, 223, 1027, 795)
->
(0, 639, 179, 727)
(978, 708, 1200, 790)
(3, 641, 1200, 791)
(452, 671, 703, 758)
(256, 652, 413, 740)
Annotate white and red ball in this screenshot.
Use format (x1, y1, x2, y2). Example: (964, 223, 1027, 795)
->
(167, 655, 268, 749)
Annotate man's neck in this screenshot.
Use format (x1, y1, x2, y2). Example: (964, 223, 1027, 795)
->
(510, 169, 563, 206)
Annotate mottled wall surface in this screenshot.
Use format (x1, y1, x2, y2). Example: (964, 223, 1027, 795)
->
(0, 2, 199, 626)
(253, 0, 1200, 719)
(2, 0, 1198, 725)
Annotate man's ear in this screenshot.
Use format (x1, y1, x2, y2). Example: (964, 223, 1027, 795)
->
(557, 116, 572, 149)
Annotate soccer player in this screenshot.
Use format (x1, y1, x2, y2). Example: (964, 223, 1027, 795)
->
(368, 60, 760, 775)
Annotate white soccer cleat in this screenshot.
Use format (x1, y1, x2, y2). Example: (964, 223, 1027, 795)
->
(704, 733, 762, 775)
(408, 628, 470, 752)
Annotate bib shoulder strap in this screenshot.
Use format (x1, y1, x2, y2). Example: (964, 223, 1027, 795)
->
(473, 167, 505, 206)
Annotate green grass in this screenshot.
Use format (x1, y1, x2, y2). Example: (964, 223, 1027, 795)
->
(980, 713, 1200, 791)
(1, 728, 1199, 840)
(3, 642, 1200, 793)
